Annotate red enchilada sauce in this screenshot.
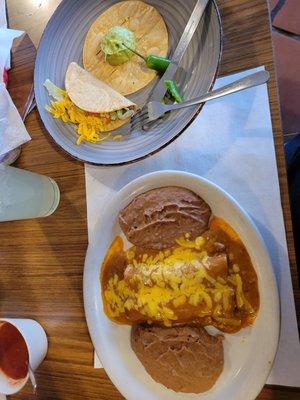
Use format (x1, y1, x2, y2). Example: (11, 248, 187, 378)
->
(0, 322, 29, 380)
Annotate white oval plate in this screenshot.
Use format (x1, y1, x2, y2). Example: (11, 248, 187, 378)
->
(84, 170, 280, 400)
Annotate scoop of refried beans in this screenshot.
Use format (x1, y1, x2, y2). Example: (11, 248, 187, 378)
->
(131, 324, 224, 393)
(119, 187, 211, 250)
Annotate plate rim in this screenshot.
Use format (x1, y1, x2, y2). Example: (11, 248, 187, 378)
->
(34, 0, 223, 166)
(83, 170, 280, 400)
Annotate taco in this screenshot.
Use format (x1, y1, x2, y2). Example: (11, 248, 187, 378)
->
(44, 62, 137, 145)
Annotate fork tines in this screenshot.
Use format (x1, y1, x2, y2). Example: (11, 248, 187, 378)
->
(130, 107, 150, 131)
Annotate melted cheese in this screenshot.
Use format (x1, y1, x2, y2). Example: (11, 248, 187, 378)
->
(103, 236, 251, 326)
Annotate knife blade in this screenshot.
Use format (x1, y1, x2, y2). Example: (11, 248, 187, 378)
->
(149, 0, 209, 102)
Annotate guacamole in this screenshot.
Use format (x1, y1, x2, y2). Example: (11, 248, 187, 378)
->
(101, 26, 136, 66)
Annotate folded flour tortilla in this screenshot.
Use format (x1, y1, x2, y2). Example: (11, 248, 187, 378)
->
(65, 62, 137, 114)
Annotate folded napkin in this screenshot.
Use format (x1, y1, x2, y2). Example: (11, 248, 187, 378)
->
(0, 28, 24, 72)
(86, 67, 300, 387)
(0, 4, 31, 162)
(0, 82, 31, 159)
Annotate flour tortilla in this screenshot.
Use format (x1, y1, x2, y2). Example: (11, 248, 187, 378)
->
(65, 62, 137, 113)
(83, 0, 168, 95)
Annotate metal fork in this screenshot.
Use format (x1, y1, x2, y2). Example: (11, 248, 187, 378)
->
(131, 70, 270, 129)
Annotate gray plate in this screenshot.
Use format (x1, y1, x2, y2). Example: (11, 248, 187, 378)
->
(34, 0, 222, 165)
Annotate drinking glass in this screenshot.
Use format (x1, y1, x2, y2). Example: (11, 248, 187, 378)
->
(0, 165, 60, 222)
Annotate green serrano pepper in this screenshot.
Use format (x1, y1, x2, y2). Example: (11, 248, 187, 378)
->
(122, 44, 182, 102)
(122, 43, 171, 73)
(146, 55, 171, 73)
(164, 80, 183, 103)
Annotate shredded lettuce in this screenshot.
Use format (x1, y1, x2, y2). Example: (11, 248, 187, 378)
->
(110, 111, 118, 121)
(43, 79, 66, 101)
(117, 108, 135, 120)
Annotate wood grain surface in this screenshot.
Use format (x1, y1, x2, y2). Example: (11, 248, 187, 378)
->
(3, 0, 299, 399)
(8, 34, 36, 118)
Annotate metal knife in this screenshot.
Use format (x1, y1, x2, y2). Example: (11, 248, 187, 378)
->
(149, 0, 209, 102)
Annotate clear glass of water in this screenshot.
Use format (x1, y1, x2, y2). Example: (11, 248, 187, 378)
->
(0, 165, 60, 222)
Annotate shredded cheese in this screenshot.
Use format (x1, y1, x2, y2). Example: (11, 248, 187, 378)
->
(45, 87, 120, 145)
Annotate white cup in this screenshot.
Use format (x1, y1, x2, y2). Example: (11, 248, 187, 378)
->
(0, 318, 48, 395)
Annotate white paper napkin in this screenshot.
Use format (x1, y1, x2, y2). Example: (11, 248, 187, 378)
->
(0, 0, 24, 72)
(0, 0, 30, 162)
(0, 82, 31, 158)
(0, 0, 6, 28)
(0, 28, 24, 72)
(85, 67, 300, 387)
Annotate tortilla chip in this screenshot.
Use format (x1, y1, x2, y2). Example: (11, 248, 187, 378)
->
(83, 0, 168, 95)
(65, 62, 137, 113)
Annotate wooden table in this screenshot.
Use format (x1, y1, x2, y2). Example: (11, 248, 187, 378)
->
(3, 0, 299, 399)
